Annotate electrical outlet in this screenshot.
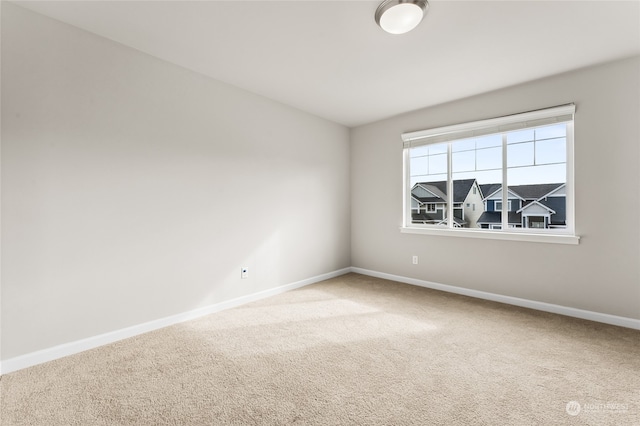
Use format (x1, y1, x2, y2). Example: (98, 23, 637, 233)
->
(412, 256, 418, 265)
(241, 267, 249, 279)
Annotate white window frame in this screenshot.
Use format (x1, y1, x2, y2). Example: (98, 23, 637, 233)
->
(401, 104, 579, 245)
(494, 200, 512, 212)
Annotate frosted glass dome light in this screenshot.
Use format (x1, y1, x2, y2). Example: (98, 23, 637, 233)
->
(375, 0, 428, 35)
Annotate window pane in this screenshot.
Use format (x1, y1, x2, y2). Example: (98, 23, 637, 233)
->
(476, 147, 501, 170)
(410, 178, 448, 227)
(507, 160, 566, 230)
(452, 170, 499, 229)
(535, 124, 566, 140)
(451, 136, 502, 230)
(410, 157, 428, 176)
(507, 142, 534, 167)
(536, 137, 566, 164)
(452, 138, 476, 152)
(507, 129, 534, 144)
(409, 142, 449, 227)
(475, 134, 501, 149)
(452, 150, 475, 173)
(429, 144, 447, 155)
(429, 153, 447, 175)
(410, 145, 430, 158)
(508, 163, 566, 186)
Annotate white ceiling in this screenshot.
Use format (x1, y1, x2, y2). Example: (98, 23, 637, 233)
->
(12, 0, 640, 127)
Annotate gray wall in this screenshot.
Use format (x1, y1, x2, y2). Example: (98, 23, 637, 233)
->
(351, 56, 640, 320)
(1, 3, 351, 360)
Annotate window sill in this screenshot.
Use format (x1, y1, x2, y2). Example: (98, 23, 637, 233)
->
(400, 226, 580, 245)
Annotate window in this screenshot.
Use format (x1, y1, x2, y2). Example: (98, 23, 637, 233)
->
(494, 200, 512, 212)
(402, 104, 578, 244)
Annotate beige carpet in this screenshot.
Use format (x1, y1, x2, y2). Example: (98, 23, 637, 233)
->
(1, 273, 639, 425)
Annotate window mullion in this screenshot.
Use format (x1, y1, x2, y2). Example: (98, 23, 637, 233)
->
(566, 121, 575, 234)
(502, 134, 508, 230)
(447, 143, 453, 228)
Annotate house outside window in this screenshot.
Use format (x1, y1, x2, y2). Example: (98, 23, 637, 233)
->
(403, 104, 578, 244)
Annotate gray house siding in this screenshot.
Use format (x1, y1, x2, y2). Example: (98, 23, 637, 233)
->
(542, 197, 566, 224)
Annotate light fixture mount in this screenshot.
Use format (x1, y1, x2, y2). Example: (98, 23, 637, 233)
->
(375, 0, 428, 35)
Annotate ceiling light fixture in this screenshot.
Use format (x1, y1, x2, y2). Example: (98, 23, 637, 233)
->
(375, 0, 428, 35)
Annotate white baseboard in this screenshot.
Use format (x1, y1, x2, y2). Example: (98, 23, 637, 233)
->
(351, 267, 640, 330)
(3, 266, 637, 375)
(0, 267, 351, 375)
